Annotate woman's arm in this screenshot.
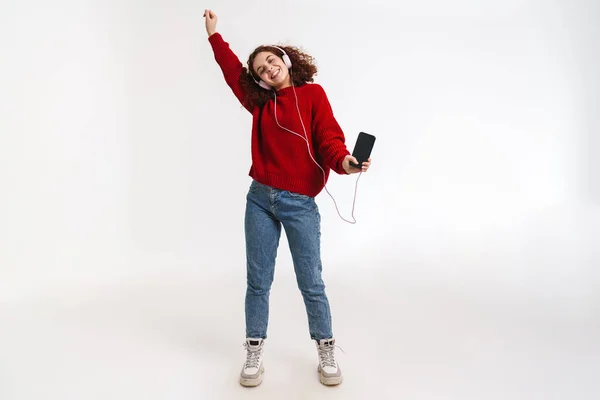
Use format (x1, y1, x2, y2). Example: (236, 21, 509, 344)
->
(204, 10, 253, 112)
(311, 85, 355, 174)
(311, 84, 372, 174)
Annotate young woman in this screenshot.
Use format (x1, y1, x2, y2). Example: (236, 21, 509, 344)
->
(203, 10, 371, 387)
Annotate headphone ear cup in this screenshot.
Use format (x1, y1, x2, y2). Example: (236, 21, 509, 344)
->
(282, 54, 292, 69)
(253, 76, 272, 90)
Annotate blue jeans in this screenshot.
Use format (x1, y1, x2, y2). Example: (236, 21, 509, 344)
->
(244, 179, 333, 341)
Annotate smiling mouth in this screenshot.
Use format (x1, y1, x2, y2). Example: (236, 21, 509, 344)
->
(271, 69, 280, 80)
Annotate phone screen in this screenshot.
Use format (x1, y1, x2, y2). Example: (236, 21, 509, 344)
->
(351, 132, 376, 165)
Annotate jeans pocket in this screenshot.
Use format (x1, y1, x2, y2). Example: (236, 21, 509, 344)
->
(249, 180, 261, 194)
(287, 190, 311, 200)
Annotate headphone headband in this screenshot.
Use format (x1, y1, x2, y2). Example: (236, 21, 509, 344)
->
(268, 45, 287, 55)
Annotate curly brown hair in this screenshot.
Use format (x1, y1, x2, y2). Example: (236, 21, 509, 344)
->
(239, 44, 318, 109)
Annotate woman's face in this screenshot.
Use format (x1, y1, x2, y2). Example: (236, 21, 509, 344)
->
(252, 51, 291, 90)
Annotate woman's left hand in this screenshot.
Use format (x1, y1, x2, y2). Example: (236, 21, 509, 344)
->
(342, 155, 372, 174)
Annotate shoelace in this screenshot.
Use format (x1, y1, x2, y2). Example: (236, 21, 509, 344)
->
(243, 342, 262, 369)
(318, 344, 346, 368)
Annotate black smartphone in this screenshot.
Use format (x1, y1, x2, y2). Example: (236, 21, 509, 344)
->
(349, 132, 376, 169)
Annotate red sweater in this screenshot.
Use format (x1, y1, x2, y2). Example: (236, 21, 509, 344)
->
(208, 33, 350, 197)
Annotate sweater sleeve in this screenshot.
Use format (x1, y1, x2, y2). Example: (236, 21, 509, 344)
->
(311, 85, 351, 175)
(207, 33, 253, 112)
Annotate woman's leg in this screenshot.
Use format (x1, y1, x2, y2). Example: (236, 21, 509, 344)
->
(244, 182, 282, 339)
(277, 192, 333, 340)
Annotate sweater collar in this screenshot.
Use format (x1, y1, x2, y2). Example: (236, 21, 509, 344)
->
(274, 85, 295, 96)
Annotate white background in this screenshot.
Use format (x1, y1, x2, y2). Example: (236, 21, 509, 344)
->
(1, 0, 599, 399)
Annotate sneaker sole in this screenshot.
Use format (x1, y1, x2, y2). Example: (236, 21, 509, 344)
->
(318, 366, 343, 386)
(240, 366, 264, 387)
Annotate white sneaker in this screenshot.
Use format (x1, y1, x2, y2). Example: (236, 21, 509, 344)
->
(316, 338, 343, 385)
(240, 338, 265, 387)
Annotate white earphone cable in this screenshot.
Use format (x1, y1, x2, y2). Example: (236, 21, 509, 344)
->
(272, 75, 360, 224)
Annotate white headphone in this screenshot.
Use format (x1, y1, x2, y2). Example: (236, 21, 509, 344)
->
(253, 45, 292, 90)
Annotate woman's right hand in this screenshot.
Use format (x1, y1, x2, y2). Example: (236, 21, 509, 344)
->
(203, 9, 217, 37)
